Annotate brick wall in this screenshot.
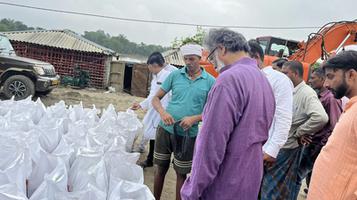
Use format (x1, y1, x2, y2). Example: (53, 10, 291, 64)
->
(11, 41, 108, 88)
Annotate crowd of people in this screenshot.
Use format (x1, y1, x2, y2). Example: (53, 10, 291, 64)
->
(131, 28, 357, 200)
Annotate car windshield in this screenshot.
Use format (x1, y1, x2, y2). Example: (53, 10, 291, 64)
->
(270, 43, 290, 57)
(0, 35, 16, 56)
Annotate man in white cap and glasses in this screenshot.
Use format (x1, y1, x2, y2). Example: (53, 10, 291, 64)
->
(152, 44, 215, 200)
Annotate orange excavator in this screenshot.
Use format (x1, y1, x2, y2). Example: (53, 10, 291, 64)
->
(200, 20, 357, 81)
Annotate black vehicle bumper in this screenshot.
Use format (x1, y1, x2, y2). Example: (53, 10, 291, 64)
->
(36, 75, 60, 92)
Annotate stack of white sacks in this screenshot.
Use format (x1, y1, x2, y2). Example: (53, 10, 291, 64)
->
(0, 97, 154, 200)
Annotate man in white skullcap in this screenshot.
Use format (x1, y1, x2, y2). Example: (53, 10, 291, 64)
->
(151, 44, 215, 200)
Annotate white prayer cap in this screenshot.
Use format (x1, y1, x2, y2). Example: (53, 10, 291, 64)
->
(180, 44, 203, 57)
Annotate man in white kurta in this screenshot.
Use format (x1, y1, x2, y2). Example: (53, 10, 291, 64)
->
(248, 40, 293, 162)
(132, 52, 176, 167)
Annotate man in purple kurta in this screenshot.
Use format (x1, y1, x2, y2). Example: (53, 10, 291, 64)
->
(181, 29, 275, 200)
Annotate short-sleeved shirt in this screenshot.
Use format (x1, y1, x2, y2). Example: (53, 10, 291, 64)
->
(159, 66, 215, 137)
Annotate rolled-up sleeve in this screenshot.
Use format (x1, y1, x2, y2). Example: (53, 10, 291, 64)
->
(140, 78, 156, 110)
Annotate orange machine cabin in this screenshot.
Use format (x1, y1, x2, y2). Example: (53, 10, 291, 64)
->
(200, 50, 219, 78)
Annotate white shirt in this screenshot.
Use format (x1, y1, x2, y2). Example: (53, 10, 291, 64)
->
(139, 65, 177, 140)
(164, 63, 177, 72)
(262, 66, 294, 158)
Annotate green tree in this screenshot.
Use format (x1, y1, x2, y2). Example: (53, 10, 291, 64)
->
(171, 27, 206, 48)
(0, 18, 37, 31)
(82, 30, 168, 56)
(0, 18, 169, 57)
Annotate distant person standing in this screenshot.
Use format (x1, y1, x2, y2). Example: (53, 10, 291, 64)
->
(131, 52, 177, 168)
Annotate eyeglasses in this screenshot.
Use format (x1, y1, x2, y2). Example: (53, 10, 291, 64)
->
(206, 47, 218, 63)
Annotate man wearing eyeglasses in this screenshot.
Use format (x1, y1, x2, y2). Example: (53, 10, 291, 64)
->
(181, 29, 275, 200)
(152, 44, 215, 200)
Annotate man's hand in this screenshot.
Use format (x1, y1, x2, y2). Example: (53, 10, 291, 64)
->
(299, 135, 313, 146)
(160, 112, 175, 125)
(263, 153, 276, 168)
(180, 116, 197, 131)
(131, 102, 141, 110)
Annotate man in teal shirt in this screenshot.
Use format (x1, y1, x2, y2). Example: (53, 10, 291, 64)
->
(152, 44, 215, 200)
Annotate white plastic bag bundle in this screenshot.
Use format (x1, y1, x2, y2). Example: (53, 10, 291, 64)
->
(108, 176, 154, 200)
(30, 159, 107, 200)
(82, 105, 99, 127)
(107, 160, 143, 184)
(0, 137, 29, 195)
(46, 101, 68, 120)
(38, 116, 66, 137)
(69, 103, 85, 123)
(0, 184, 28, 200)
(6, 97, 45, 129)
(0, 97, 15, 116)
(31, 98, 46, 125)
(86, 121, 112, 145)
(105, 137, 140, 164)
(29, 160, 68, 200)
(68, 148, 108, 196)
(0, 98, 153, 199)
(27, 150, 58, 197)
(100, 104, 117, 123)
(4, 110, 34, 132)
(8, 96, 33, 115)
(38, 127, 62, 154)
(28, 129, 73, 197)
(0, 115, 8, 128)
(6, 97, 47, 126)
(65, 121, 88, 145)
(87, 118, 119, 151)
(55, 184, 106, 200)
(105, 141, 142, 184)
(117, 109, 143, 152)
(63, 121, 89, 166)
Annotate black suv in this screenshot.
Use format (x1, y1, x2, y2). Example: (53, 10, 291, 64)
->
(0, 34, 60, 100)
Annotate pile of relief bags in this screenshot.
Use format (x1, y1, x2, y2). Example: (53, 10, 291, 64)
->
(0, 97, 155, 200)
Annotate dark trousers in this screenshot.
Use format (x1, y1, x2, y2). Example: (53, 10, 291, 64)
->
(296, 144, 323, 193)
(147, 140, 155, 162)
(306, 172, 312, 187)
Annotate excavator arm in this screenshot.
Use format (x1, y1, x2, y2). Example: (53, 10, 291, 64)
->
(289, 20, 357, 64)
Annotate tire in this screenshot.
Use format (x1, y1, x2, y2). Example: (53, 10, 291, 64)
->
(36, 89, 53, 96)
(3, 75, 35, 100)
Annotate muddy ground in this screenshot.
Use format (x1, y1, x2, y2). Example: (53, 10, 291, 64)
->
(9, 87, 306, 200)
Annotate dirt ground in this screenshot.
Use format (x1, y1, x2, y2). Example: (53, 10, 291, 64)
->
(23, 87, 306, 200)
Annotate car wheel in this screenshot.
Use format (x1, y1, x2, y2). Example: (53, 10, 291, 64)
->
(3, 75, 35, 100)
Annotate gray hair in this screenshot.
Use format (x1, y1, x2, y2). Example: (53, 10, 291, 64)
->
(204, 28, 250, 53)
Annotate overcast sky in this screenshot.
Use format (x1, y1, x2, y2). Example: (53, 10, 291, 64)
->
(0, 0, 356, 46)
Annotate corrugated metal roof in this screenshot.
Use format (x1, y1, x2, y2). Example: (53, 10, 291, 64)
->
(2, 30, 115, 55)
(162, 49, 185, 66)
(112, 54, 146, 64)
